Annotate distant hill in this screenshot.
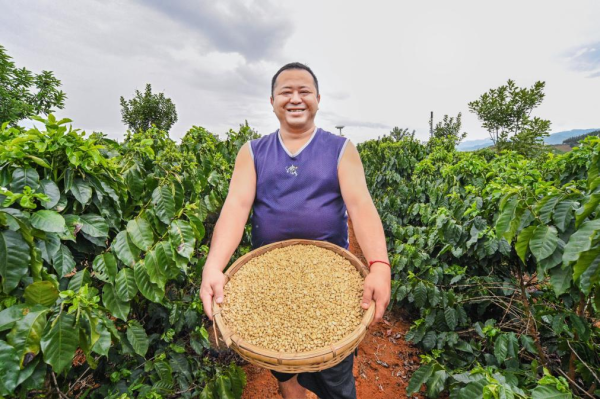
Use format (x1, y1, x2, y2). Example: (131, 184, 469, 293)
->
(457, 128, 600, 151)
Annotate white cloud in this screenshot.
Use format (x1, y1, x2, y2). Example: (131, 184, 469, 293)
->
(1, 0, 599, 143)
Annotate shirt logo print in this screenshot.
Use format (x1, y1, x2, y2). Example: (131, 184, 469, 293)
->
(286, 164, 298, 176)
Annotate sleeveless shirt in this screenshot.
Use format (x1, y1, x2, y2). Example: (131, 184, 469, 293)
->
(249, 127, 350, 249)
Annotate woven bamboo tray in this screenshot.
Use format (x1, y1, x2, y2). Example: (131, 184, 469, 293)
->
(212, 239, 375, 373)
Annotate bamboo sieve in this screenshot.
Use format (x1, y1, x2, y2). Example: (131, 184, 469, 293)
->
(212, 238, 376, 373)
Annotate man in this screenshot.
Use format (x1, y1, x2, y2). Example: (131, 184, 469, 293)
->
(200, 62, 391, 399)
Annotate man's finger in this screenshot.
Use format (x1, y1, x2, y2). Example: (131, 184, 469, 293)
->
(375, 295, 386, 322)
(213, 282, 224, 305)
(362, 285, 374, 310)
(200, 288, 214, 320)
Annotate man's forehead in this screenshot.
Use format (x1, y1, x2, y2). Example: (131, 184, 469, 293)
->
(274, 69, 316, 87)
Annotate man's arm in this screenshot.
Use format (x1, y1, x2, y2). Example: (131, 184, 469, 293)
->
(338, 141, 391, 324)
(200, 142, 256, 319)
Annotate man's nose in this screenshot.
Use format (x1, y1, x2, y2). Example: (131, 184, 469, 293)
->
(290, 91, 302, 103)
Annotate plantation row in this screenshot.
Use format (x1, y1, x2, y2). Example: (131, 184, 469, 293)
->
(359, 135, 600, 398)
(1, 116, 599, 398)
(0, 116, 258, 398)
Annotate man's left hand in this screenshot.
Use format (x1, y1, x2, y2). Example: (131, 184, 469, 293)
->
(361, 263, 391, 325)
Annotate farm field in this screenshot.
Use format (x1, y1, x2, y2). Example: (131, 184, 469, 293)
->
(1, 115, 600, 398)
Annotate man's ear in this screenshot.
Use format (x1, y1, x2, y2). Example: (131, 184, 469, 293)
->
(317, 94, 321, 104)
(270, 96, 274, 106)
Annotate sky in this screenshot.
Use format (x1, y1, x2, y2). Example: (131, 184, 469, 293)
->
(2, 0, 600, 144)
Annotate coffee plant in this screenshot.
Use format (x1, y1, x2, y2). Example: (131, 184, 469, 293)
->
(358, 134, 600, 398)
(0, 115, 257, 398)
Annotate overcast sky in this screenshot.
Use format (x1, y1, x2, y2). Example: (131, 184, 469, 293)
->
(2, 0, 600, 143)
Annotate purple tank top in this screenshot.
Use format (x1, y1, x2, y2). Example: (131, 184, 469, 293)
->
(249, 127, 350, 249)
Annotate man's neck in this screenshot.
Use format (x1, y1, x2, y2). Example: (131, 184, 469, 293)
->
(279, 125, 316, 143)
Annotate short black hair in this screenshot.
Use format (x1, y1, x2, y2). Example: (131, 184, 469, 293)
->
(271, 62, 319, 97)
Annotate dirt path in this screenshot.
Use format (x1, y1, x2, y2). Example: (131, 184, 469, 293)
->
(240, 307, 422, 399)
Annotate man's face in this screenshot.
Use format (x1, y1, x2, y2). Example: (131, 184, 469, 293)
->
(271, 69, 320, 132)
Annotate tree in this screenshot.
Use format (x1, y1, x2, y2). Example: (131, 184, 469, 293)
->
(120, 83, 178, 132)
(468, 79, 551, 155)
(0, 45, 66, 125)
(390, 126, 415, 141)
(432, 113, 467, 147)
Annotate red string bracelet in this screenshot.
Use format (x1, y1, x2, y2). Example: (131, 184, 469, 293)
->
(368, 260, 391, 269)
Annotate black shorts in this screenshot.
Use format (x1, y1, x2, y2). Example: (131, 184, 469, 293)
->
(271, 353, 356, 399)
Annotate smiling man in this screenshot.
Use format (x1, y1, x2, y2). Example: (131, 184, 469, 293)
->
(200, 62, 391, 399)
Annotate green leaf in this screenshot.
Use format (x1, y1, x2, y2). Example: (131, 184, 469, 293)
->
(112, 231, 140, 267)
(189, 214, 206, 242)
(0, 304, 31, 332)
(40, 312, 78, 374)
(200, 381, 216, 399)
(134, 261, 164, 303)
(169, 220, 195, 260)
(36, 233, 61, 263)
(68, 269, 91, 292)
(216, 375, 234, 399)
(457, 380, 486, 399)
(414, 282, 427, 308)
(226, 364, 247, 398)
(553, 201, 575, 232)
(445, 307, 458, 330)
(126, 320, 149, 357)
(576, 192, 600, 227)
(6, 309, 49, 367)
(102, 283, 130, 321)
(563, 219, 600, 264)
(538, 194, 561, 224)
(0, 230, 31, 293)
(537, 239, 565, 275)
(152, 185, 176, 225)
(145, 245, 170, 287)
(52, 244, 75, 279)
(125, 165, 145, 199)
(515, 225, 536, 263)
(422, 331, 437, 350)
(11, 167, 39, 192)
(426, 369, 447, 398)
(39, 179, 60, 209)
(24, 281, 59, 307)
(70, 178, 92, 205)
(520, 335, 538, 354)
(573, 246, 600, 282)
(531, 385, 572, 399)
(197, 200, 208, 222)
(127, 218, 154, 251)
(495, 334, 508, 364)
(549, 265, 572, 296)
(115, 267, 138, 301)
(530, 225, 558, 261)
(407, 364, 433, 395)
(79, 214, 109, 238)
(0, 340, 20, 395)
(92, 252, 118, 283)
(91, 322, 112, 357)
(30, 210, 65, 233)
(495, 196, 517, 240)
(579, 249, 600, 295)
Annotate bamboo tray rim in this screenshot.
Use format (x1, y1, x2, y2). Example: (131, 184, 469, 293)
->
(212, 239, 375, 364)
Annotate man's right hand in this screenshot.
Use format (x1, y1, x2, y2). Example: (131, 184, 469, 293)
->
(200, 266, 228, 320)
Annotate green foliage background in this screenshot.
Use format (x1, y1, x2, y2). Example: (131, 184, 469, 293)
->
(358, 133, 600, 398)
(0, 116, 257, 398)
